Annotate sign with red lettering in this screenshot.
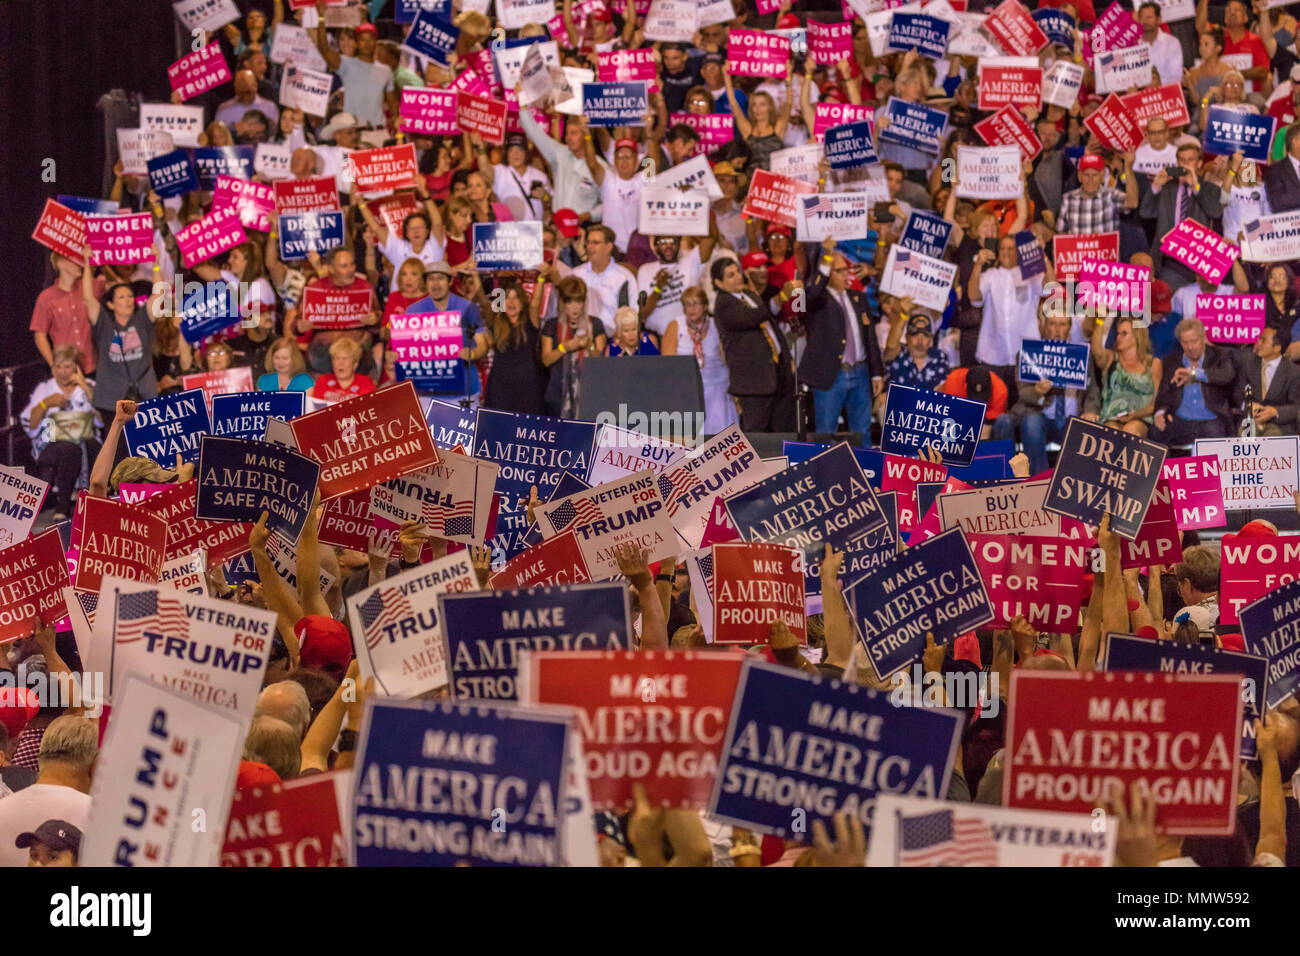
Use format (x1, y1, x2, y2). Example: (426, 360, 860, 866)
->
(974, 104, 1043, 161)
(1220, 533, 1300, 626)
(300, 284, 374, 330)
(968, 534, 1087, 630)
(1160, 456, 1224, 530)
(977, 59, 1042, 110)
(167, 42, 232, 101)
(31, 199, 87, 263)
(982, 0, 1048, 55)
(73, 496, 167, 593)
(1083, 93, 1142, 152)
(1052, 232, 1119, 282)
(212, 175, 275, 232)
(222, 772, 348, 866)
(520, 650, 745, 809)
(175, 205, 247, 267)
(348, 143, 418, 196)
(456, 92, 508, 145)
(711, 541, 805, 644)
(741, 169, 818, 230)
(0, 529, 70, 642)
(290, 381, 440, 499)
(85, 213, 154, 266)
(135, 479, 253, 565)
(1005, 670, 1242, 834)
(491, 529, 591, 588)
(272, 176, 340, 215)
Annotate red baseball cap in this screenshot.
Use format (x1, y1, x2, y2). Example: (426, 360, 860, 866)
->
(1239, 519, 1279, 537)
(554, 208, 581, 238)
(614, 138, 639, 155)
(776, 12, 800, 28)
(765, 223, 792, 238)
(590, 5, 614, 22)
(1219, 633, 1246, 652)
(294, 614, 353, 679)
(741, 251, 770, 270)
(236, 760, 281, 792)
(355, 22, 378, 35)
(1078, 154, 1106, 173)
(0, 687, 39, 740)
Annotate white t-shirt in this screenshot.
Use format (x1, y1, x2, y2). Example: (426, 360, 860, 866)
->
(1221, 180, 1270, 246)
(335, 55, 395, 128)
(1134, 142, 1178, 176)
(0, 783, 91, 868)
(572, 259, 639, 328)
(636, 248, 703, 337)
(599, 170, 647, 252)
(379, 231, 446, 270)
(492, 164, 551, 222)
(220, 270, 277, 318)
(975, 268, 1044, 367)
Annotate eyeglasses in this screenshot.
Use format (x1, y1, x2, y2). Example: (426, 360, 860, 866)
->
(830, 266, 849, 274)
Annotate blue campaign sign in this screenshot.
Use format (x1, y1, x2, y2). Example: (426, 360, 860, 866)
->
(1016, 230, 1045, 279)
(1043, 417, 1166, 540)
(1032, 8, 1076, 47)
(845, 526, 994, 679)
(425, 398, 476, 449)
(210, 391, 305, 441)
(277, 211, 345, 260)
(881, 384, 986, 467)
(1239, 577, 1300, 711)
(1019, 339, 1091, 390)
(782, 441, 884, 487)
(194, 436, 320, 542)
(724, 442, 887, 596)
(437, 582, 632, 700)
(193, 145, 255, 189)
(878, 97, 948, 155)
(471, 221, 543, 271)
(824, 121, 878, 169)
(123, 388, 211, 464)
(395, 0, 448, 24)
(404, 8, 459, 64)
(899, 211, 952, 260)
(839, 491, 899, 583)
(582, 81, 649, 127)
(472, 408, 598, 560)
(147, 149, 200, 199)
(1202, 107, 1276, 162)
(179, 281, 241, 344)
(946, 450, 1013, 483)
(57, 195, 120, 215)
(352, 697, 572, 866)
(916, 480, 946, 518)
(886, 13, 951, 59)
(707, 659, 962, 838)
(1101, 632, 1268, 759)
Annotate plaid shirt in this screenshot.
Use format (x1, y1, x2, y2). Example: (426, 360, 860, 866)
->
(1057, 186, 1127, 235)
(887, 347, 951, 391)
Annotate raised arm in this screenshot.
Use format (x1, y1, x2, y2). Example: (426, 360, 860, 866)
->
(722, 68, 752, 139)
(819, 545, 855, 671)
(774, 65, 794, 139)
(352, 190, 389, 245)
(250, 511, 305, 669)
(615, 543, 666, 650)
(81, 247, 102, 324)
(300, 659, 358, 773)
(89, 400, 136, 496)
(297, 495, 331, 618)
(313, 0, 342, 71)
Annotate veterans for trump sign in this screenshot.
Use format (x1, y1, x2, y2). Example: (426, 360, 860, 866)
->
(1043, 417, 1167, 540)
(1004, 670, 1243, 834)
(711, 542, 805, 645)
(1243, 209, 1300, 263)
(536, 469, 676, 580)
(879, 245, 958, 312)
(881, 384, 985, 467)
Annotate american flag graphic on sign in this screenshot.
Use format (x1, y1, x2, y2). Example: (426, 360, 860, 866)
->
(698, 552, 713, 582)
(76, 592, 99, 626)
(896, 809, 999, 867)
(548, 495, 602, 532)
(804, 194, 837, 216)
(657, 468, 697, 517)
(115, 590, 189, 645)
(424, 497, 474, 538)
(357, 586, 416, 650)
(443, 514, 474, 538)
(895, 249, 912, 266)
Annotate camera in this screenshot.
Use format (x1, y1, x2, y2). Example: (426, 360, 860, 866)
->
(873, 201, 894, 223)
(1165, 165, 1185, 179)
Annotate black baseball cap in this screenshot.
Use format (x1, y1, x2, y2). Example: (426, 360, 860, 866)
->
(16, 819, 82, 855)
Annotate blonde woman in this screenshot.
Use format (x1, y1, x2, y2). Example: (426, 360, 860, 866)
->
(1089, 315, 1162, 438)
(313, 337, 374, 403)
(722, 64, 793, 172)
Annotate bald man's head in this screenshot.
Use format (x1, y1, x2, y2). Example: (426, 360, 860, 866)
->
(234, 69, 258, 100)
(291, 147, 319, 178)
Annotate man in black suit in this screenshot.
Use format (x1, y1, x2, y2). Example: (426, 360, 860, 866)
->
(1153, 317, 1238, 444)
(789, 238, 884, 441)
(711, 257, 795, 432)
(1265, 124, 1300, 213)
(1237, 325, 1300, 436)
(1138, 142, 1223, 286)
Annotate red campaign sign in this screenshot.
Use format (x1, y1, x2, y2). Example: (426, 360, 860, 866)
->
(182, 367, 254, 410)
(491, 529, 591, 589)
(175, 205, 247, 267)
(524, 650, 745, 809)
(167, 42, 232, 101)
(366, 191, 421, 237)
(399, 87, 460, 135)
(983, 0, 1049, 55)
(726, 29, 792, 78)
(974, 104, 1043, 161)
(881, 453, 947, 533)
(136, 480, 253, 565)
(1052, 232, 1119, 282)
(86, 213, 154, 266)
(978, 64, 1043, 110)
(348, 143, 418, 196)
(967, 534, 1087, 631)
(1119, 479, 1180, 571)
(1161, 456, 1225, 531)
(290, 380, 440, 499)
(0, 528, 71, 642)
(740, 169, 818, 230)
(670, 112, 734, 156)
(221, 772, 346, 866)
(813, 102, 874, 141)
(318, 488, 378, 552)
(1220, 534, 1300, 626)
(711, 542, 806, 645)
(807, 20, 853, 66)
(273, 176, 340, 215)
(1118, 84, 1190, 130)
(456, 92, 508, 145)
(597, 49, 660, 93)
(1084, 93, 1142, 152)
(698, 496, 740, 547)
(300, 284, 374, 331)
(212, 175, 275, 232)
(1005, 671, 1242, 834)
(73, 495, 167, 593)
(32, 199, 87, 263)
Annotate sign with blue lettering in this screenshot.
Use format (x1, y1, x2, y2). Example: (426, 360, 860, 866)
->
(193, 145, 254, 188)
(838, 491, 899, 583)
(472, 408, 598, 560)
(886, 12, 951, 59)
(395, 0, 448, 24)
(210, 391, 305, 441)
(471, 221, 544, 270)
(844, 526, 994, 679)
(179, 280, 241, 344)
(124, 388, 211, 464)
(881, 384, 986, 467)
(147, 148, 200, 199)
(900, 211, 953, 260)
(1044, 417, 1166, 540)
(520, 469, 593, 550)
(782, 441, 884, 487)
(1016, 229, 1045, 279)
(581, 81, 649, 126)
(277, 210, 346, 260)
(724, 442, 887, 595)
(824, 121, 879, 169)
(1101, 631, 1268, 758)
(1032, 8, 1076, 48)
(707, 659, 962, 838)
(425, 398, 476, 449)
(878, 97, 948, 155)
(57, 195, 120, 215)
(1202, 106, 1276, 163)
(195, 436, 320, 542)
(403, 8, 459, 64)
(1019, 339, 1091, 390)
(1239, 577, 1300, 711)
(436, 582, 632, 700)
(352, 696, 573, 866)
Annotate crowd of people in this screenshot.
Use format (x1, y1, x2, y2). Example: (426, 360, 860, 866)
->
(4, 0, 1300, 870)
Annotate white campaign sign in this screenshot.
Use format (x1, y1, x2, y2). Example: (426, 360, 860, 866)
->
(955, 145, 1022, 200)
(1041, 60, 1085, 108)
(879, 243, 959, 312)
(1243, 210, 1300, 263)
(118, 129, 175, 176)
(281, 64, 333, 118)
(1094, 43, 1152, 94)
(652, 153, 723, 200)
(1193, 436, 1300, 512)
(937, 480, 1062, 536)
(140, 104, 205, 149)
(769, 142, 825, 185)
(638, 186, 711, 236)
(795, 193, 872, 242)
(587, 423, 687, 486)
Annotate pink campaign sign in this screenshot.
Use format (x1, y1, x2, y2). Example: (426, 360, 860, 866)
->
(388, 311, 465, 365)
(1076, 257, 1150, 315)
(212, 175, 275, 232)
(1195, 293, 1265, 344)
(1091, 1, 1142, 54)
(86, 213, 154, 265)
(175, 204, 247, 267)
(670, 113, 733, 155)
(807, 20, 853, 65)
(1160, 456, 1225, 531)
(1161, 219, 1240, 283)
(597, 49, 660, 93)
(400, 88, 459, 135)
(814, 102, 873, 140)
(167, 43, 232, 101)
(725, 29, 791, 78)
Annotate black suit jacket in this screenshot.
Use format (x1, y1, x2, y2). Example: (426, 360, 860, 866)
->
(714, 289, 786, 397)
(1265, 158, 1300, 214)
(1138, 177, 1222, 272)
(798, 273, 884, 391)
(1237, 353, 1300, 429)
(1155, 344, 1237, 429)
